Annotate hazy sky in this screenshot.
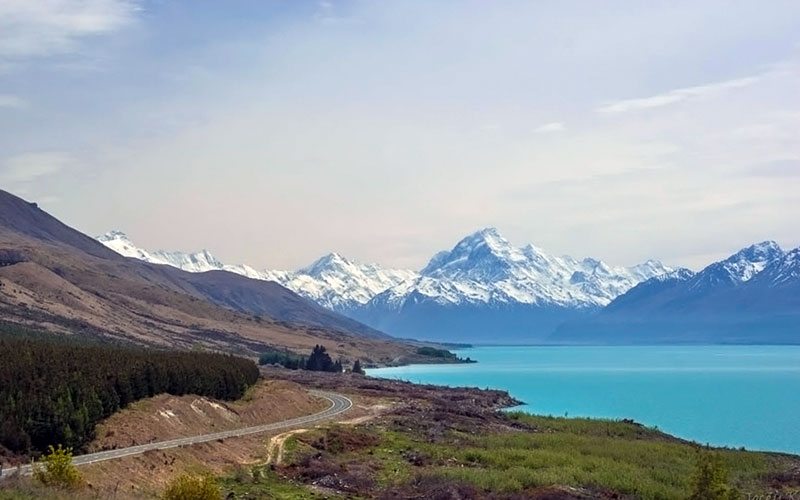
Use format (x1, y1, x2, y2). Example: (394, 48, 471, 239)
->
(1, 1, 799, 271)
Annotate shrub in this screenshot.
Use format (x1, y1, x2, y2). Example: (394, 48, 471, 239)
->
(32, 444, 82, 489)
(687, 450, 740, 500)
(415, 346, 456, 359)
(163, 474, 220, 500)
(259, 349, 306, 370)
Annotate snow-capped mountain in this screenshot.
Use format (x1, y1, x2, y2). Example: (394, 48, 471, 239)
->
(347, 228, 674, 341)
(98, 230, 171, 265)
(686, 241, 784, 291)
(756, 247, 800, 287)
(97, 228, 674, 342)
(284, 253, 417, 310)
(369, 228, 673, 310)
(553, 241, 800, 344)
(98, 231, 224, 271)
(96, 230, 414, 311)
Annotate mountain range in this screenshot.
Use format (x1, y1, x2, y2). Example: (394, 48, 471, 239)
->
(2, 186, 796, 347)
(553, 241, 800, 344)
(99, 228, 676, 342)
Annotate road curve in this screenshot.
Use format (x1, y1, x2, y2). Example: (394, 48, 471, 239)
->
(0, 390, 352, 479)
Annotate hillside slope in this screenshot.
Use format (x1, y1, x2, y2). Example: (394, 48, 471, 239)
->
(0, 190, 408, 362)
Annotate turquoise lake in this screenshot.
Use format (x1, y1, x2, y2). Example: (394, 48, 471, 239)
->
(368, 345, 800, 454)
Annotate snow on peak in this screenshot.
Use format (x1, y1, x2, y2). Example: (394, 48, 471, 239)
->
(96, 230, 169, 264)
(98, 230, 129, 242)
(730, 241, 783, 265)
(150, 248, 224, 273)
(383, 229, 675, 310)
(421, 227, 526, 278)
(689, 241, 785, 290)
(301, 252, 352, 276)
(96, 231, 415, 311)
(756, 246, 800, 286)
(97, 227, 676, 314)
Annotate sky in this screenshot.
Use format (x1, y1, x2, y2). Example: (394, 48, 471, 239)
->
(1, 0, 799, 271)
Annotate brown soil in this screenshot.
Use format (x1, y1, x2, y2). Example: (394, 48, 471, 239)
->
(88, 380, 326, 452)
(266, 429, 310, 465)
(82, 434, 272, 498)
(74, 380, 371, 498)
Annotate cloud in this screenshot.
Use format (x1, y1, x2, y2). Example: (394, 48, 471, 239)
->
(36, 195, 61, 204)
(533, 122, 565, 133)
(747, 158, 800, 177)
(596, 75, 762, 114)
(0, 94, 27, 108)
(314, 0, 359, 25)
(0, 0, 140, 60)
(0, 151, 73, 184)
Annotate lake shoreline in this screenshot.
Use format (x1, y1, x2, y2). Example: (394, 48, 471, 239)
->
(370, 344, 800, 455)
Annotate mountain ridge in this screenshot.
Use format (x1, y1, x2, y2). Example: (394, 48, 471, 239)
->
(98, 227, 675, 342)
(552, 240, 800, 344)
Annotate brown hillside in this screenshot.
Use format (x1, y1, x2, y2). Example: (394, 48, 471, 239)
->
(0, 190, 412, 363)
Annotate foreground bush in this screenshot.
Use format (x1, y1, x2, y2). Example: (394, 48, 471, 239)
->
(163, 474, 220, 500)
(32, 445, 82, 489)
(688, 450, 741, 500)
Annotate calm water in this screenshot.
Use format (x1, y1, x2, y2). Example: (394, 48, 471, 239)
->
(369, 345, 800, 454)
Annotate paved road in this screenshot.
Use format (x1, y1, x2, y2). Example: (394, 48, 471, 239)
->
(0, 390, 352, 479)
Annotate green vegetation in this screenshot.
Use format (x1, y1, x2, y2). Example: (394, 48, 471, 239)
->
(269, 413, 794, 500)
(305, 345, 342, 372)
(258, 348, 306, 370)
(416, 346, 457, 358)
(163, 474, 220, 500)
(221, 465, 342, 500)
(688, 450, 742, 500)
(260, 345, 343, 372)
(352, 359, 365, 375)
(32, 445, 82, 489)
(0, 325, 259, 455)
(0, 484, 96, 500)
(416, 346, 474, 362)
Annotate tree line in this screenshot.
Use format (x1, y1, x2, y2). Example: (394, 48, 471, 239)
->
(0, 326, 259, 457)
(259, 345, 354, 373)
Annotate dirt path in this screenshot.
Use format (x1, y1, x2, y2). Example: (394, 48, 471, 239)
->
(266, 429, 309, 465)
(264, 401, 395, 465)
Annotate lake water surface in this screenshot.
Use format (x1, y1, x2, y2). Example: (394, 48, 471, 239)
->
(368, 345, 800, 454)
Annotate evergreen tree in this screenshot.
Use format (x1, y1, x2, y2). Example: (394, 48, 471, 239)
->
(352, 359, 365, 375)
(0, 327, 259, 455)
(305, 345, 335, 372)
